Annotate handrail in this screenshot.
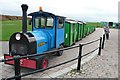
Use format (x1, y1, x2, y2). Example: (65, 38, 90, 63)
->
(0, 45, 79, 62)
(82, 38, 100, 46)
(6, 47, 99, 80)
(1, 34, 106, 80)
(6, 56, 79, 80)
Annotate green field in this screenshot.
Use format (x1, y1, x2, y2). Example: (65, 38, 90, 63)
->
(0, 20, 32, 41)
(86, 22, 101, 27)
(0, 20, 101, 41)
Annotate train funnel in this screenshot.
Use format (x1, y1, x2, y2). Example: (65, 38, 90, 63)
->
(21, 4, 28, 33)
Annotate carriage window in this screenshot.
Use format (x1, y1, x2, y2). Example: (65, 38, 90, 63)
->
(41, 18, 46, 28)
(35, 16, 53, 29)
(58, 18, 64, 29)
(46, 18, 53, 28)
(35, 18, 39, 28)
(35, 17, 45, 28)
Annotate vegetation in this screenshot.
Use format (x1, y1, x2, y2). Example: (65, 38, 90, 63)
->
(86, 22, 102, 28)
(0, 20, 102, 41)
(0, 20, 32, 41)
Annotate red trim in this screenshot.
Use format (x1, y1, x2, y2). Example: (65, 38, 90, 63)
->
(4, 55, 14, 64)
(4, 54, 36, 69)
(42, 59, 48, 69)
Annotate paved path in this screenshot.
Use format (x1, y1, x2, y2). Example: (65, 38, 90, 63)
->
(0, 28, 118, 79)
(0, 41, 9, 56)
(58, 28, 118, 78)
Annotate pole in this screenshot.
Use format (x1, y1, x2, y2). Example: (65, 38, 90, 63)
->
(14, 57, 21, 80)
(77, 44, 83, 71)
(98, 37, 102, 55)
(102, 34, 105, 49)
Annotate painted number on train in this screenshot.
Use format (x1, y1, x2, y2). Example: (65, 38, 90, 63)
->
(38, 42, 45, 46)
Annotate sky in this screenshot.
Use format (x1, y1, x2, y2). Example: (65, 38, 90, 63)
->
(0, 0, 119, 22)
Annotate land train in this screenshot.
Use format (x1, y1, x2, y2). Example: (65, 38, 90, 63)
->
(4, 4, 95, 69)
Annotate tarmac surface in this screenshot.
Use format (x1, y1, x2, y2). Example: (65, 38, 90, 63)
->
(0, 28, 119, 79)
(58, 28, 118, 78)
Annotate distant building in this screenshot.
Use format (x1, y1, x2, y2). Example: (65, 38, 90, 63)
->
(100, 21, 119, 29)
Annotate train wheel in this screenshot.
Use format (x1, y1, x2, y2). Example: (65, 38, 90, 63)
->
(39, 57, 48, 69)
(56, 45, 63, 56)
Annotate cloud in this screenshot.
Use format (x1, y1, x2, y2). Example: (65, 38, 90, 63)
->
(0, 0, 119, 22)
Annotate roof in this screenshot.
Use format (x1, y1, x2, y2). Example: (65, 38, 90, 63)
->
(66, 19, 77, 23)
(77, 21, 83, 24)
(78, 21, 86, 24)
(28, 10, 65, 18)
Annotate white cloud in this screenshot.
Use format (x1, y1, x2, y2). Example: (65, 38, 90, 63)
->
(0, 0, 119, 22)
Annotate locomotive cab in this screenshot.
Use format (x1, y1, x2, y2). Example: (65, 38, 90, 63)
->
(28, 7, 66, 50)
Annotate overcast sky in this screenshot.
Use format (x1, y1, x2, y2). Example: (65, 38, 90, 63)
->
(0, 0, 119, 22)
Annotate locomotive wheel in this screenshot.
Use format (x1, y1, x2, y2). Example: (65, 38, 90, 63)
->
(56, 45, 64, 56)
(39, 56, 48, 69)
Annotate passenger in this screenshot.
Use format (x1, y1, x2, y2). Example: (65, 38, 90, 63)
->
(104, 23, 110, 40)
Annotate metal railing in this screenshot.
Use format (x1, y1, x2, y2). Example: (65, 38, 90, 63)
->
(0, 34, 106, 80)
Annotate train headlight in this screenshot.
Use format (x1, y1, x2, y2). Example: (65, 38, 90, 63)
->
(16, 33, 21, 40)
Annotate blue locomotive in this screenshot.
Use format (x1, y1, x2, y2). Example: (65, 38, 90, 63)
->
(4, 4, 95, 69)
(4, 4, 66, 69)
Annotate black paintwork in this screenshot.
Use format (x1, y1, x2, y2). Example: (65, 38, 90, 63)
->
(9, 32, 36, 56)
(21, 4, 28, 33)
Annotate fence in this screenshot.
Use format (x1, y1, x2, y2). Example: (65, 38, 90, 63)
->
(0, 34, 105, 80)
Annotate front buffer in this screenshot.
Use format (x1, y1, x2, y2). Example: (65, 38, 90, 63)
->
(4, 54, 48, 70)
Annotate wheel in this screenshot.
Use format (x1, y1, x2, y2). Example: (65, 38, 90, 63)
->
(56, 45, 64, 56)
(40, 57, 48, 69)
(37, 56, 48, 69)
(56, 50, 63, 56)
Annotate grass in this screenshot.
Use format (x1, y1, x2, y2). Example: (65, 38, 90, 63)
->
(0, 20, 32, 41)
(0, 20, 101, 41)
(86, 22, 101, 28)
